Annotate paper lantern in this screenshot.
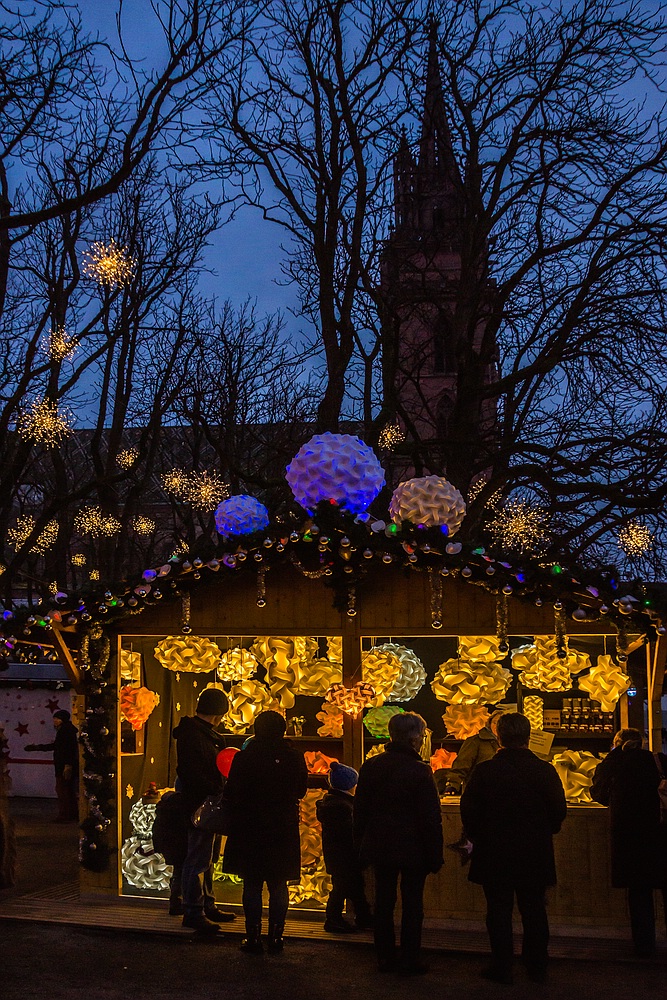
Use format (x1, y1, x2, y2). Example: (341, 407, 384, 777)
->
(458, 636, 501, 663)
(365, 744, 386, 761)
(362, 647, 402, 707)
(327, 637, 342, 663)
(363, 705, 405, 739)
(551, 750, 601, 803)
(119, 649, 141, 683)
(578, 655, 631, 712)
(388, 475, 466, 534)
(431, 659, 511, 705)
(430, 748, 457, 772)
(296, 657, 343, 697)
(522, 695, 544, 731)
(251, 636, 301, 710)
(214, 495, 269, 538)
(298, 789, 326, 868)
(223, 679, 278, 733)
(304, 750, 339, 774)
(217, 646, 259, 682)
(378, 642, 426, 702)
(120, 686, 160, 731)
(325, 682, 376, 717)
(121, 836, 171, 891)
(128, 799, 157, 839)
(316, 701, 344, 737)
(285, 432, 385, 514)
(512, 637, 590, 692)
(154, 635, 222, 674)
(442, 704, 490, 740)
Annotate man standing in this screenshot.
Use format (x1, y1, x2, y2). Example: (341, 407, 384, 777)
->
(461, 712, 567, 984)
(25, 709, 79, 822)
(173, 686, 236, 935)
(354, 712, 443, 975)
(436, 708, 504, 795)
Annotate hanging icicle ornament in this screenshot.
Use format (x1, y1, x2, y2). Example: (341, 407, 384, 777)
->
(256, 566, 267, 608)
(495, 594, 509, 653)
(429, 568, 443, 628)
(286, 432, 385, 514)
(215, 495, 270, 537)
(554, 604, 567, 659)
(388, 475, 466, 534)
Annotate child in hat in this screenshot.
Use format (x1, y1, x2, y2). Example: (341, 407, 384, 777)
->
(316, 762, 373, 932)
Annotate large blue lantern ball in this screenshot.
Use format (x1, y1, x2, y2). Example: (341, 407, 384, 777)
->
(214, 495, 270, 538)
(286, 432, 386, 514)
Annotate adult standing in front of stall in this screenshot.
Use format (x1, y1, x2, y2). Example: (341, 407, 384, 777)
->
(461, 712, 567, 984)
(222, 710, 308, 954)
(173, 686, 236, 935)
(590, 727, 667, 957)
(25, 709, 79, 822)
(354, 711, 443, 975)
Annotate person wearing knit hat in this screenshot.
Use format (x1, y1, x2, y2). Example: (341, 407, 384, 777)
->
(172, 686, 236, 934)
(316, 761, 373, 934)
(24, 707, 79, 822)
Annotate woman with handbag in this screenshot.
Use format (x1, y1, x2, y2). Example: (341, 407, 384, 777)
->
(590, 728, 667, 956)
(222, 710, 308, 954)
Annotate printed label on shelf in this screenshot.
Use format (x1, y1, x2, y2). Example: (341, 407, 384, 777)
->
(528, 729, 555, 758)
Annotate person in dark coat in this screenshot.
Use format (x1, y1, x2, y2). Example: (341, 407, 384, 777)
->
(461, 712, 567, 984)
(316, 762, 373, 933)
(223, 710, 308, 954)
(590, 727, 667, 956)
(25, 709, 79, 821)
(173, 686, 235, 934)
(435, 709, 503, 795)
(354, 712, 444, 975)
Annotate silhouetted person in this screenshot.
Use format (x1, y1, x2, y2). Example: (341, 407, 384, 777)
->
(223, 710, 308, 954)
(461, 712, 566, 984)
(173, 686, 236, 935)
(436, 709, 504, 796)
(25, 710, 79, 822)
(590, 727, 667, 956)
(354, 711, 443, 975)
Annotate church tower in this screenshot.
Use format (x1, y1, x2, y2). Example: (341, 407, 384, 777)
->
(380, 28, 497, 487)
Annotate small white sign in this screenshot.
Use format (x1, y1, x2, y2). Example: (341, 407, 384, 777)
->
(529, 728, 555, 758)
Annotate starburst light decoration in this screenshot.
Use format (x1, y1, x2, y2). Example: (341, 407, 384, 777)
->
(71, 553, 86, 567)
(286, 432, 385, 514)
(74, 506, 121, 538)
(41, 326, 78, 362)
(131, 516, 155, 536)
(161, 469, 188, 497)
(16, 397, 74, 446)
(184, 471, 229, 511)
(215, 495, 270, 538)
(617, 521, 653, 558)
(389, 475, 466, 534)
(89, 569, 100, 580)
(7, 516, 58, 555)
(378, 420, 405, 450)
(83, 239, 136, 287)
(488, 497, 550, 555)
(117, 448, 139, 470)
(442, 704, 490, 740)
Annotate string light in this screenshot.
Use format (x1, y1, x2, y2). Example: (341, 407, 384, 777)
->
(617, 521, 653, 558)
(71, 553, 87, 567)
(49, 580, 58, 596)
(131, 515, 155, 535)
(41, 326, 78, 362)
(488, 497, 550, 554)
(117, 448, 139, 470)
(16, 397, 74, 446)
(378, 420, 405, 450)
(74, 506, 121, 537)
(83, 239, 136, 287)
(89, 569, 100, 581)
(7, 516, 59, 555)
(161, 469, 189, 498)
(169, 539, 190, 558)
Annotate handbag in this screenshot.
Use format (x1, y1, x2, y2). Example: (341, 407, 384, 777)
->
(191, 791, 233, 835)
(653, 754, 667, 825)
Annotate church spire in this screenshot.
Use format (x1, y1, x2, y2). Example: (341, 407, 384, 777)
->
(419, 23, 461, 184)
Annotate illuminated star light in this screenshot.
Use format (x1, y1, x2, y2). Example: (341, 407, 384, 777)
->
(617, 521, 653, 558)
(131, 515, 156, 536)
(74, 506, 121, 538)
(41, 326, 78, 362)
(378, 420, 405, 451)
(184, 471, 230, 512)
(16, 397, 74, 446)
(89, 569, 100, 581)
(7, 516, 59, 555)
(83, 239, 136, 287)
(117, 448, 139, 470)
(161, 468, 189, 498)
(71, 553, 86, 567)
(488, 497, 550, 555)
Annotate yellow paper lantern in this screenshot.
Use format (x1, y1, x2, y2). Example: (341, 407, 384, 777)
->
(217, 647, 258, 682)
(522, 695, 544, 731)
(223, 679, 278, 733)
(431, 659, 511, 705)
(362, 647, 402, 706)
(154, 635, 222, 674)
(296, 657, 343, 697)
(578, 655, 631, 712)
(316, 701, 344, 737)
(251, 636, 301, 710)
(552, 750, 601, 803)
(378, 642, 426, 702)
(442, 704, 490, 740)
(325, 682, 376, 717)
(457, 636, 502, 662)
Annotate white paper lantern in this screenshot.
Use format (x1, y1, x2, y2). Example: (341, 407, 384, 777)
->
(286, 432, 385, 514)
(389, 475, 466, 534)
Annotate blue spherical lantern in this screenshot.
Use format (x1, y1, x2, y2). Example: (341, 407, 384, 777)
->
(214, 495, 270, 538)
(286, 432, 385, 514)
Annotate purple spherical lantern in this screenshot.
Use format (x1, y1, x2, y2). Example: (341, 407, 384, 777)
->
(286, 432, 385, 514)
(214, 495, 270, 538)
